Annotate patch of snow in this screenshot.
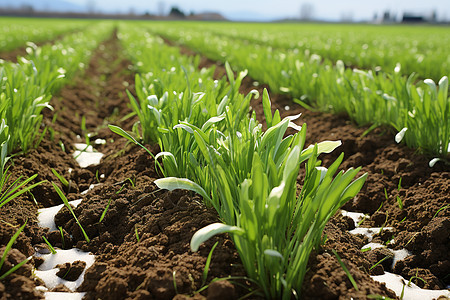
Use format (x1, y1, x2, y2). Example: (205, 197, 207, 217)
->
(73, 143, 104, 168)
(44, 292, 86, 300)
(94, 138, 106, 145)
(35, 249, 95, 291)
(361, 242, 386, 251)
(392, 248, 412, 269)
(37, 200, 82, 232)
(341, 210, 366, 227)
(371, 271, 450, 300)
(349, 227, 393, 242)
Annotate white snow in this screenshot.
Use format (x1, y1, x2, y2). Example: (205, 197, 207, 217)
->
(37, 199, 82, 232)
(349, 227, 393, 242)
(35, 249, 95, 291)
(341, 210, 366, 226)
(73, 143, 104, 168)
(361, 242, 386, 250)
(36, 201, 96, 295)
(94, 138, 106, 145)
(391, 248, 412, 269)
(371, 272, 450, 300)
(44, 292, 86, 300)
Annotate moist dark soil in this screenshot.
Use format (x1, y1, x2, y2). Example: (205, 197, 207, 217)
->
(0, 29, 448, 300)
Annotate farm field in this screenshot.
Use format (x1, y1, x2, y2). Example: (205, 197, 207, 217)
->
(0, 18, 449, 300)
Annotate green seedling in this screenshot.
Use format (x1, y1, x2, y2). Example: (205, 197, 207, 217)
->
(396, 196, 403, 210)
(172, 270, 178, 294)
(108, 125, 163, 174)
(367, 295, 395, 300)
(407, 269, 427, 288)
(61, 266, 73, 280)
(379, 212, 389, 234)
(433, 205, 449, 219)
(370, 255, 391, 271)
(52, 182, 90, 243)
(42, 236, 57, 254)
(59, 141, 66, 153)
(58, 226, 65, 248)
(0, 173, 45, 209)
(333, 250, 359, 291)
(51, 168, 69, 187)
(357, 215, 368, 227)
(34, 127, 48, 149)
(0, 221, 30, 280)
(98, 198, 112, 223)
(202, 241, 218, 287)
(135, 225, 140, 242)
(28, 191, 38, 206)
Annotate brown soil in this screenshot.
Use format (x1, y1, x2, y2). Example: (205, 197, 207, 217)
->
(0, 29, 448, 300)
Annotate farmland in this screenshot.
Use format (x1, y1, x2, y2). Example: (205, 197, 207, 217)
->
(0, 18, 449, 300)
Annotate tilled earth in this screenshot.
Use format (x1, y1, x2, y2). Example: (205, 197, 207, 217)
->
(0, 30, 448, 300)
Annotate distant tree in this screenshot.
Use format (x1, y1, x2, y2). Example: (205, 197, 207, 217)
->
(299, 3, 314, 21)
(169, 6, 185, 18)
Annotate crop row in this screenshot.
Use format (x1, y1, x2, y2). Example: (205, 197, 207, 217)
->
(0, 17, 94, 52)
(145, 23, 449, 159)
(0, 22, 114, 209)
(149, 21, 450, 81)
(115, 23, 367, 299)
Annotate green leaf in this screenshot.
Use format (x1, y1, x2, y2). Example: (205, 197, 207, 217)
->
(155, 152, 178, 169)
(264, 249, 284, 262)
(262, 88, 273, 127)
(201, 113, 226, 131)
(108, 125, 139, 145)
(154, 177, 211, 202)
(191, 223, 244, 252)
(300, 140, 341, 162)
(202, 241, 219, 286)
(340, 172, 368, 202)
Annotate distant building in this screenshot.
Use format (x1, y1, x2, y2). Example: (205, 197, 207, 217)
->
(402, 13, 426, 23)
(372, 10, 440, 24)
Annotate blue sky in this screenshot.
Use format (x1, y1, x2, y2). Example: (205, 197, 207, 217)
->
(65, 0, 450, 21)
